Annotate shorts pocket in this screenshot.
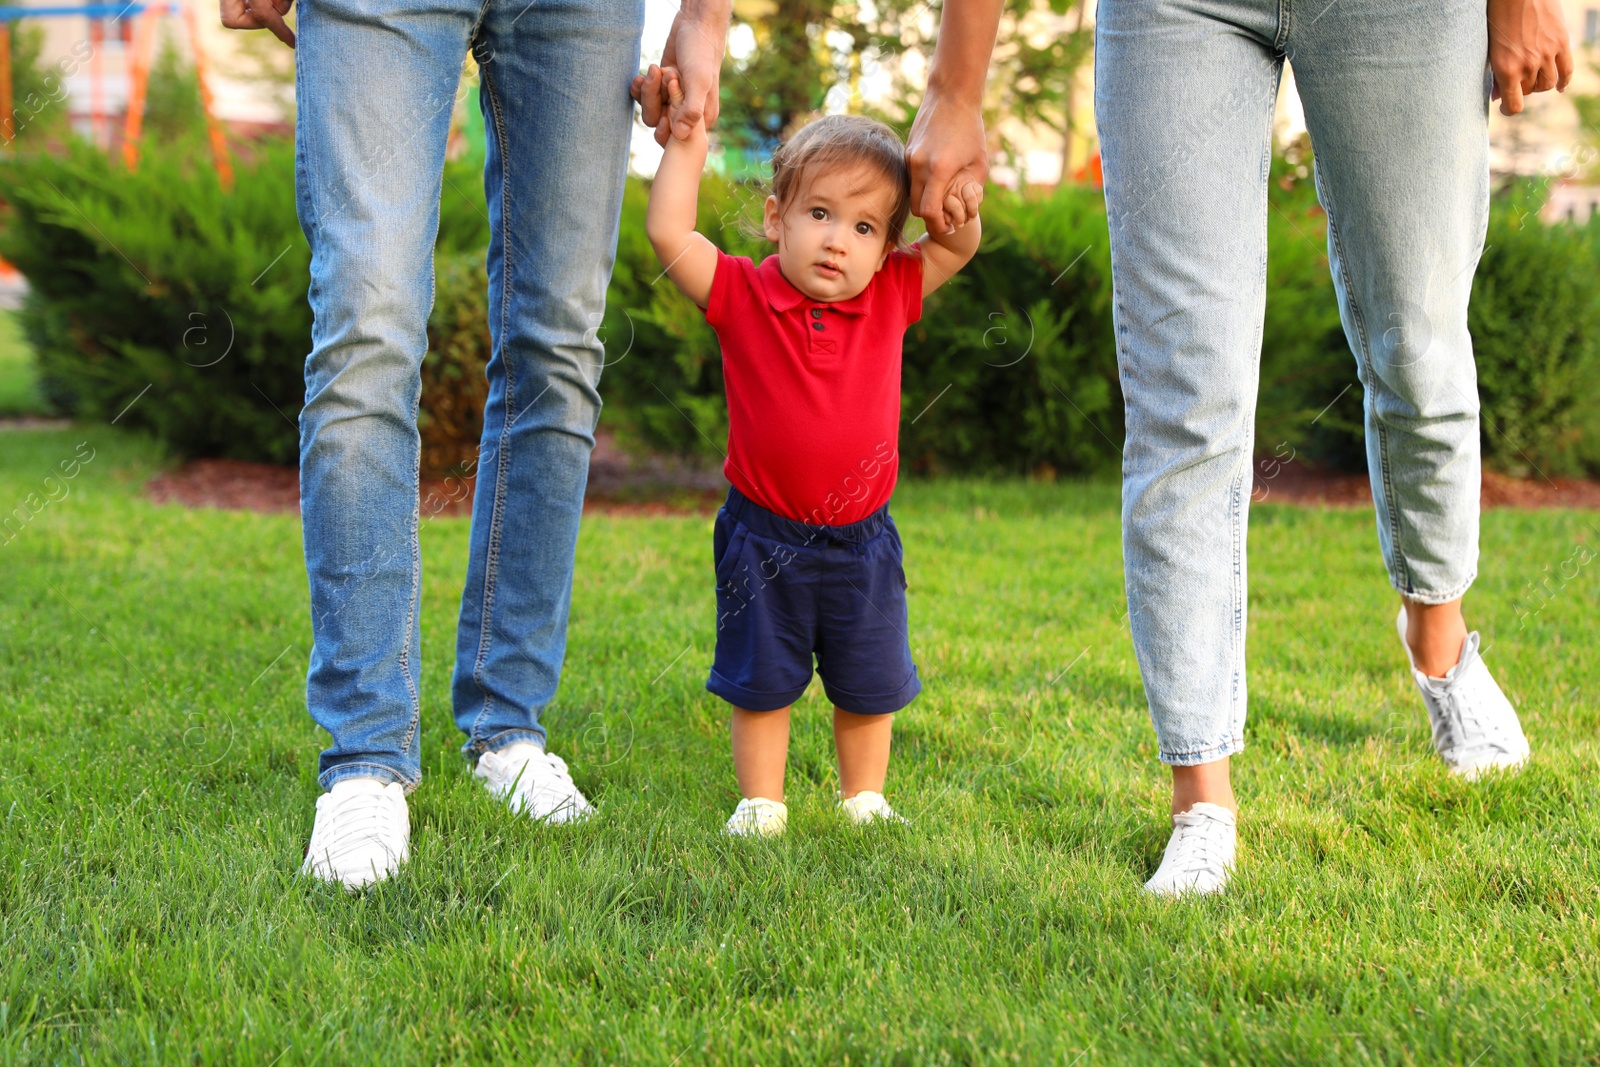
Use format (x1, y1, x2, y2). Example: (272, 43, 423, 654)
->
(713, 518, 749, 585)
(883, 517, 908, 591)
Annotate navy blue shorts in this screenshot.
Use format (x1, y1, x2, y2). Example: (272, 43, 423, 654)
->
(707, 486, 920, 715)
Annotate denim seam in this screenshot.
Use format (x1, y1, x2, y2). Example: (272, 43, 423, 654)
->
(1228, 62, 1281, 751)
(398, 489, 422, 759)
(1323, 181, 1408, 594)
(466, 61, 519, 751)
(1229, 454, 1247, 747)
(293, 44, 318, 242)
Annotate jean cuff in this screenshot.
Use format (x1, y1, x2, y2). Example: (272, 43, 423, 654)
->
(468, 727, 548, 760)
(1391, 567, 1477, 606)
(1157, 736, 1245, 767)
(319, 761, 419, 794)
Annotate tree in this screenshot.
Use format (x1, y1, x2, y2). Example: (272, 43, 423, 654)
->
(717, 0, 1095, 185)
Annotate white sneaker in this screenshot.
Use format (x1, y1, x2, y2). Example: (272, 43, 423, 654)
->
(838, 791, 908, 827)
(475, 742, 594, 824)
(725, 797, 788, 837)
(300, 777, 410, 890)
(1144, 802, 1236, 897)
(1397, 608, 1530, 779)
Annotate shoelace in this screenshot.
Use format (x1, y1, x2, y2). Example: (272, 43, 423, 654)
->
(1166, 816, 1224, 875)
(312, 791, 404, 867)
(1424, 646, 1518, 762)
(1438, 686, 1517, 759)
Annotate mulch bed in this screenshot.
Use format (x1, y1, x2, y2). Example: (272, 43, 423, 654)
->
(143, 450, 1600, 516)
(1250, 462, 1600, 509)
(145, 432, 729, 516)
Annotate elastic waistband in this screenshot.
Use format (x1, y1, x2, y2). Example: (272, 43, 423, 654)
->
(723, 485, 890, 546)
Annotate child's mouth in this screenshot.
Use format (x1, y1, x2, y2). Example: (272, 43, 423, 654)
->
(815, 262, 842, 279)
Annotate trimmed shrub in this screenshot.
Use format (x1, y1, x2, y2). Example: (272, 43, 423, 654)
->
(1256, 165, 1367, 470)
(5, 137, 1596, 480)
(0, 136, 310, 463)
(0, 136, 492, 471)
(1469, 184, 1600, 476)
(422, 254, 490, 476)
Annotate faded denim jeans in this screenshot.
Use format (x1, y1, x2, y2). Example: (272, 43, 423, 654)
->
(1095, 0, 1489, 765)
(294, 0, 644, 790)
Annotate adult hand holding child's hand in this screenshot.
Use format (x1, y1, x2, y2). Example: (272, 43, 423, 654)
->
(631, 1, 731, 145)
(906, 96, 986, 236)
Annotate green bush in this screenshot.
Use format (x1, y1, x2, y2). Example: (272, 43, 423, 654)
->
(0, 136, 490, 469)
(1256, 163, 1368, 470)
(1253, 167, 1600, 479)
(422, 254, 490, 476)
(5, 137, 1596, 479)
(0, 136, 311, 463)
(1469, 184, 1600, 476)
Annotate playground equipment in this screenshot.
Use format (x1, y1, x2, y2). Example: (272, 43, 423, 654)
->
(0, 1, 233, 186)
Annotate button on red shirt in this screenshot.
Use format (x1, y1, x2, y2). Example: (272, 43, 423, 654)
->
(704, 248, 924, 526)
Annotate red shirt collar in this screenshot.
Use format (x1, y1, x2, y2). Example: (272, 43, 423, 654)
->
(754, 254, 874, 316)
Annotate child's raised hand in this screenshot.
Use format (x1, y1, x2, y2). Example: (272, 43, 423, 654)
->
(632, 65, 704, 139)
(661, 67, 694, 131)
(631, 64, 675, 138)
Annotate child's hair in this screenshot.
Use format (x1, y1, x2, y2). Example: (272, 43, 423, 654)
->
(769, 115, 912, 248)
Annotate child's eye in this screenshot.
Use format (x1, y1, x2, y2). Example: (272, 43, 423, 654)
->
(855, 222, 874, 236)
(810, 208, 828, 221)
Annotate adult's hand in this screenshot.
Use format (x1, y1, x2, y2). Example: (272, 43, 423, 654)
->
(631, 2, 731, 146)
(1487, 0, 1572, 116)
(905, 0, 1002, 234)
(907, 92, 987, 235)
(220, 0, 296, 47)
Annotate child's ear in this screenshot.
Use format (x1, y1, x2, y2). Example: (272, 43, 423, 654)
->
(762, 195, 782, 243)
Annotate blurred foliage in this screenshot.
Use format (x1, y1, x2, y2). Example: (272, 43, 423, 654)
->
(142, 32, 206, 144)
(718, 0, 1094, 168)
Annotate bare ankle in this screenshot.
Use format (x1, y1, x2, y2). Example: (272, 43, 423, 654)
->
(1403, 597, 1468, 678)
(1170, 758, 1237, 816)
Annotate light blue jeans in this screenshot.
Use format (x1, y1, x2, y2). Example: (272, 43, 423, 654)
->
(294, 0, 644, 790)
(1095, 0, 1489, 765)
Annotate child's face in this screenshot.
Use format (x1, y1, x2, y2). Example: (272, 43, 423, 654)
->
(764, 164, 897, 303)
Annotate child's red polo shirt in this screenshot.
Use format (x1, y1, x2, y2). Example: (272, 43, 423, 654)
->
(704, 248, 924, 526)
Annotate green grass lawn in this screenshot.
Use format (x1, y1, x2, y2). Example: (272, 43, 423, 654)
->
(2, 423, 1597, 1064)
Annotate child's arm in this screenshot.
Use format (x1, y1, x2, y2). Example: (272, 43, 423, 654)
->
(644, 66, 719, 309)
(914, 213, 981, 298)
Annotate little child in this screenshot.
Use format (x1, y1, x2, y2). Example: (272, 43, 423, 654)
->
(643, 67, 981, 836)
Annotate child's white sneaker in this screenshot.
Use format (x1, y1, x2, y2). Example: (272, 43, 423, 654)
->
(1144, 802, 1236, 898)
(475, 742, 594, 824)
(300, 777, 410, 890)
(725, 797, 788, 837)
(1396, 608, 1530, 779)
(838, 791, 908, 826)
